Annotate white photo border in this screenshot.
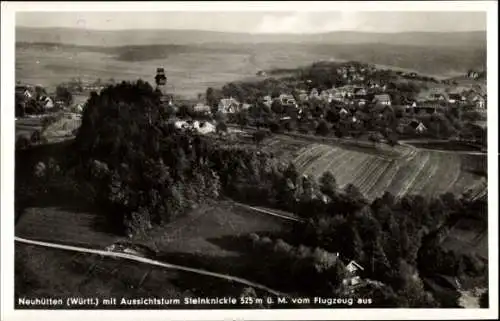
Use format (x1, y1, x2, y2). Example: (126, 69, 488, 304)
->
(1, 1, 498, 320)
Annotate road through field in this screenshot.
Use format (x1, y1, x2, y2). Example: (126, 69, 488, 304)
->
(15, 236, 288, 298)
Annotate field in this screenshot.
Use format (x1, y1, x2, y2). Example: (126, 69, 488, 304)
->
(259, 137, 487, 200)
(16, 44, 335, 99)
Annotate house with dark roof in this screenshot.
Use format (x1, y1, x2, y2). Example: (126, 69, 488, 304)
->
(372, 94, 392, 106)
(448, 93, 466, 104)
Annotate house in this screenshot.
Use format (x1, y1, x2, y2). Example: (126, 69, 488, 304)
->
(448, 93, 465, 104)
(279, 94, 297, 108)
(319, 90, 333, 103)
(298, 93, 309, 102)
(372, 94, 392, 106)
(409, 120, 427, 134)
(467, 70, 480, 79)
(333, 92, 346, 102)
(468, 94, 486, 109)
(218, 97, 240, 114)
(429, 92, 449, 102)
(354, 88, 368, 97)
(39, 96, 55, 110)
(174, 120, 216, 135)
(309, 88, 320, 100)
(15, 85, 34, 99)
(339, 108, 350, 117)
(73, 104, 84, 113)
(343, 260, 365, 287)
(193, 103, 211, 114)
(262, 95, 273, 108)
(356, 98, 367, 106)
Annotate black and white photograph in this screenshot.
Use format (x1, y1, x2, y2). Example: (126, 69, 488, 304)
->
(1, 1, 498, 320)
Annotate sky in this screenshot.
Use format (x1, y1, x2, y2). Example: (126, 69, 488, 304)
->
(16, 11, 487, 34)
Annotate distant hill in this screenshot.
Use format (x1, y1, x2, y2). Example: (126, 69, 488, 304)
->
(16, 41, 486, 76)
(16, 27, 486, 48)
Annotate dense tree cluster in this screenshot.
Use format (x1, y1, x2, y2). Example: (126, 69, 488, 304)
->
(248, 233, 347, 295)
(73, 80, 223, 235)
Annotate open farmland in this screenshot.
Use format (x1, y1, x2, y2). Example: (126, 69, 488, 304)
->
(267, 138, 487, 200)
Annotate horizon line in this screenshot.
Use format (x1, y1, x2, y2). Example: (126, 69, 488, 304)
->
(15, 25, 487, 35)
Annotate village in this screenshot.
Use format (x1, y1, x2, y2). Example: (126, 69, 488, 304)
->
(168, 62, 486, 148)
(15, 60, 487, 152)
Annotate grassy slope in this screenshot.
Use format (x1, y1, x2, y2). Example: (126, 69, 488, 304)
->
(15, 199, 294, 298)
(15, 243, 253, 306)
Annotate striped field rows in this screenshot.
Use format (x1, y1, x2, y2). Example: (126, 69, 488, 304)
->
(291, 143, 486, 200)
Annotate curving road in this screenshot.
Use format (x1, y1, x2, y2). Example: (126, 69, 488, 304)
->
(15, 236, 288, 298)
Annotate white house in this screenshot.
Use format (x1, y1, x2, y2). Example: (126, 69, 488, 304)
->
(193, 103, 211, 114)
(174, 120, 216, 135)
(40, 96, 54, 110)
(218, 97, 240, 114)
(343, 260, 365, 287)
(279, 94, 297, 107)
(346, 260, 364, 274)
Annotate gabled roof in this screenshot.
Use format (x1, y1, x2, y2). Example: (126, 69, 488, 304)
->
(372, 94, 391, 102)
(347, 260, 365, 271)
(219, 97, 239, 106)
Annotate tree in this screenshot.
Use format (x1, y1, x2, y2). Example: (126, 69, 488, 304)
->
(55, 85, 73, 107)
(319, 171, 337, 199)
(479, 290, 489, 308)
(236, 110, 249, 129)
(206, 87, 220, 115)
(271, 99, 284, 114)
(34, 85, 47, 100)
(316, 120, 330, 136)
(253, 130, 268, 146)
(216, 121, 228, 134)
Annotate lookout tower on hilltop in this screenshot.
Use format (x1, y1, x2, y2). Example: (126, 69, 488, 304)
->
(155, 67, 171, 105)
